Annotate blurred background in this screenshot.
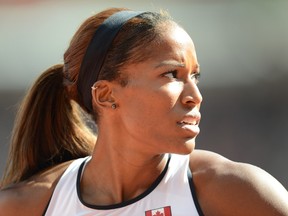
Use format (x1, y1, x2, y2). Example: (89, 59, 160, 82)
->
(0, 0, 287, 189)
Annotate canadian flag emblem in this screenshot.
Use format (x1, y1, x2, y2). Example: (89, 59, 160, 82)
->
(145, 206, 172, 216)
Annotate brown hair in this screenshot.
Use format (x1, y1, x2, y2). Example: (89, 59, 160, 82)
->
(1, 8, 172, 188)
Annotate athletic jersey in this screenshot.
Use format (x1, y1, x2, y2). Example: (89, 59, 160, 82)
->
(44, 154, 203, 216)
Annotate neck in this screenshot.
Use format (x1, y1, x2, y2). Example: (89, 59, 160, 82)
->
(80, 133, 168, 206)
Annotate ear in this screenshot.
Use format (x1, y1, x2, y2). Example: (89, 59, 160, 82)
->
(91, 80, 116, 110)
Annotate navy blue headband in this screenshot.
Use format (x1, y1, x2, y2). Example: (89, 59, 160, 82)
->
(77, 10, 144, 112)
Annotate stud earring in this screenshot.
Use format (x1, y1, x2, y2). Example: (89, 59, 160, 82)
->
(111, 104, 117, 109)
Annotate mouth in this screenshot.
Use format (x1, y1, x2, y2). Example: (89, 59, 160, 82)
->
(177, 113, 201, 126)
(178, 120, 198, 126)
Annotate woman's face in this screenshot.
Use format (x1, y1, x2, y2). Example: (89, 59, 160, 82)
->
(114, 24, 202, 155)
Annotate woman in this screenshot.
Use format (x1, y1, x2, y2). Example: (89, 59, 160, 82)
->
(0, 7, 288, 216)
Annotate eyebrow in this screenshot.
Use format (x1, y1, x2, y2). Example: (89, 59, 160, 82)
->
(154, 60, 186, 69)
(154, 60, 200, 71)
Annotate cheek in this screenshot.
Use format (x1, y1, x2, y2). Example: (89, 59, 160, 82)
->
(142, 82, 183, 110)
(136, 85, 182, 129)
(159, 82, 183, 108)
(120, 82, 183, 124)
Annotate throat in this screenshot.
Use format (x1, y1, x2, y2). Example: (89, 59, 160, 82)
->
(79, 154, 170, 206)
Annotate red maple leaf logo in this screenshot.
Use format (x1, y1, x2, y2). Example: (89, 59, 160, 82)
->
(153, 211, 164, 216)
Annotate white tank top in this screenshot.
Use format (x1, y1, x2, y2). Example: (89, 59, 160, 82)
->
(44, 154, 203, 216)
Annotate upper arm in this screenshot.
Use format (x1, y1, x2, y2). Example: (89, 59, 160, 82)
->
(190, 150, 288, 215)
(209, 162, 288, 215)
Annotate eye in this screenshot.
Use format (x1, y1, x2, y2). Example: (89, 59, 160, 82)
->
(162, 70, 178, 79)
(191, 72, 201, 84)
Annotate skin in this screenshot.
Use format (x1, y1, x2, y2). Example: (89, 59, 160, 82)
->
(1, 23, 288, 215)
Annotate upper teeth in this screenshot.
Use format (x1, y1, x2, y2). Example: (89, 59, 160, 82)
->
(181, 121, 196, 125)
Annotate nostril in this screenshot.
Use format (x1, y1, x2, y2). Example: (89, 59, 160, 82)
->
(183, 95, 194, 104)
(182, 94, 202, 106)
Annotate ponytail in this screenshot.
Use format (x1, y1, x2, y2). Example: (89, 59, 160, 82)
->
(1, 64, 95, 188)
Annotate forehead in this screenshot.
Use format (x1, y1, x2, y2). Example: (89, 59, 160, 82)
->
(141, 23, 197, 68)
(124, 24, 198, 75)
(160, 22, 193, 44)
(122, 21, 195, 66)
(156, 23, 195, 56)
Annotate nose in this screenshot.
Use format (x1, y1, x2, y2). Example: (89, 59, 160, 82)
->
(181, 80, 203, 106)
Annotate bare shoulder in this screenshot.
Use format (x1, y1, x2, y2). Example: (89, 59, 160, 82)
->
(190, 149, 288, 216)
(0, 160, 73, 216)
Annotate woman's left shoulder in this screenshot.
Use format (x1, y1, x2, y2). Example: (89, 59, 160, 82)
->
(189, 149, 288, 216)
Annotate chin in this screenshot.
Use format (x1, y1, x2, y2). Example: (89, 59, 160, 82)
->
(170, 139, 196, 155)
(182, 143, 196, 155)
